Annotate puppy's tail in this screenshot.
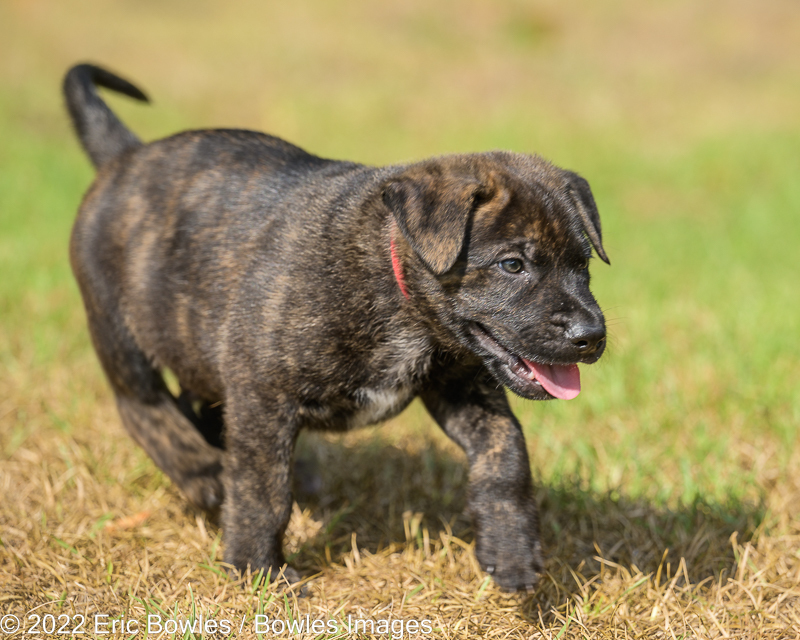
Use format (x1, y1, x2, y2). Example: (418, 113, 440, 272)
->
(63, 63, 149, 169)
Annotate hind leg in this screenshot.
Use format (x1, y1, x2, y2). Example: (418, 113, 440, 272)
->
(117, 394, 224, 511)
(86, 310, 224, 512)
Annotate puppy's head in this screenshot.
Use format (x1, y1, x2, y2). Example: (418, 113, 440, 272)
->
(383, 152, 608, 400)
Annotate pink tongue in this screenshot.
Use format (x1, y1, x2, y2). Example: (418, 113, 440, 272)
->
(525, 361, 581, 400)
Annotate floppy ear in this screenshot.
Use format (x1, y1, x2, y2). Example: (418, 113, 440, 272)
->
(564, 171, 610, 265)
(383, 171, 481, 275)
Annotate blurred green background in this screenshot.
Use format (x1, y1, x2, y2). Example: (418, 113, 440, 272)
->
(1, 0, 799, 511)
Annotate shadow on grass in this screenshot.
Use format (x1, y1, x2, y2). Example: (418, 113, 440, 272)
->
(528, 481, 765, 623)
(291, 429, 765, 610)
(291, 429, 472, 561)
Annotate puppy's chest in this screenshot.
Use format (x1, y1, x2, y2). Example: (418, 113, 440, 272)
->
(348, 385, 416, 429)
(304, 332, 433, 430)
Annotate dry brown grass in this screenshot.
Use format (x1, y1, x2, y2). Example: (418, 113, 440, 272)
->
(3, 349, 800, 638)
(2, 0, 800, 637)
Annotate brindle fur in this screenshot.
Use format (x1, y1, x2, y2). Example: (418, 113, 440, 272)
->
(64, 64, 608, 591)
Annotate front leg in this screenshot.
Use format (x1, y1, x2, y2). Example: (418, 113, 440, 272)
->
(421, 364, 543, 591)
(222, 387, 300, 582)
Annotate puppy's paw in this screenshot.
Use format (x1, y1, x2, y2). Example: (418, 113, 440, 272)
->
(472, 500, 544, 592)
(182, 474, 225, 512)
(477, 542, 543, 592)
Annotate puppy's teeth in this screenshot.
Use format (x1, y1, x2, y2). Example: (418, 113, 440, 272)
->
(524, 367, 537, 381)
(511, 358, 541, 383)
(511, 361, 529, 379)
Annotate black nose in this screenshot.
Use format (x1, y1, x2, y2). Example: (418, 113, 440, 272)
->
(567, 321, 606, 355)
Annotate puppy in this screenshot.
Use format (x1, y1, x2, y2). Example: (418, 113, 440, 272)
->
(64, 64, 609, 591)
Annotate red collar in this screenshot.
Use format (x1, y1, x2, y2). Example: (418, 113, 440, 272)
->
(390, 225, 410, 300)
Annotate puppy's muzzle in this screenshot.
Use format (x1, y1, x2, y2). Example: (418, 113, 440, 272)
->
(566, 319, 606, 362)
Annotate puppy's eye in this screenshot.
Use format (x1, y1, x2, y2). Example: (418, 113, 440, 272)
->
(499, 258, 524, 274)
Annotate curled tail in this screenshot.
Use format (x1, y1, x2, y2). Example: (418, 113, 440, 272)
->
(63, 64, 149, 169)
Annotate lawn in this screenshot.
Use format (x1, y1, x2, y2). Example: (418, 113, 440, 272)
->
(1, 1, 799, 638)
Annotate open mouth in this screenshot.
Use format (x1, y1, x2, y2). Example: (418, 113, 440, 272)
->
(468, 323, 581, 400)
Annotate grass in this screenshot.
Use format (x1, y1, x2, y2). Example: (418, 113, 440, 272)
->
(2, 0, 800, 637)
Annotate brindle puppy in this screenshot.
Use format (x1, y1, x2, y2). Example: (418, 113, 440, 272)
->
(64, 63, 609, 591)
